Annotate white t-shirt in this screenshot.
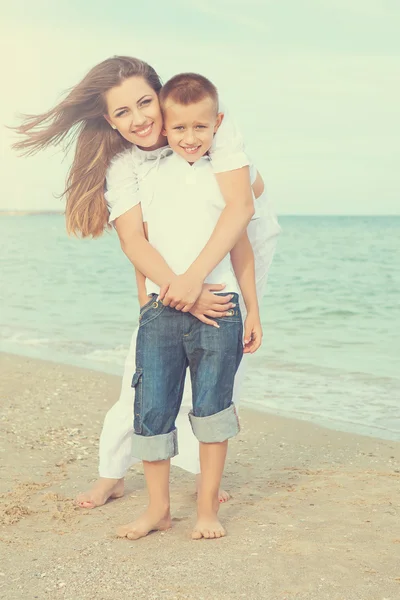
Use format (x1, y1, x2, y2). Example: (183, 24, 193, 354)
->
(105, 105, 251, 224)
(138, 151, 240, 296)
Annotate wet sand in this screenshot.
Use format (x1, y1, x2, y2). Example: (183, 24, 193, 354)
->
(1, 352, 399, 600)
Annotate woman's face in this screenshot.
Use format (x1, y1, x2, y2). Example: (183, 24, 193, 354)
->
(104, 76, 165, 150)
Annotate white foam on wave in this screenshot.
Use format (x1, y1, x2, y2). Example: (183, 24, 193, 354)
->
(83, 346, 129, 366)
(2, 332, 52, 346)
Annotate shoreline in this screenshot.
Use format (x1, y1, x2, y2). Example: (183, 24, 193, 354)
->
(1, 347, 399, 444)
(1, 352, 400, 599)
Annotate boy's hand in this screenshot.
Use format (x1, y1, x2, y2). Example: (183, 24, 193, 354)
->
(243, 312, 263, 354)
(189, 283, 234, 327)
(158, 273, 204, 311)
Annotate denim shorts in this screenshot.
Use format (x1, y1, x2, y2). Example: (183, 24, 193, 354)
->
(131, 293, 243, 462)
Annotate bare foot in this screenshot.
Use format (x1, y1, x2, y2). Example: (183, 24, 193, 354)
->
(192, 514, 226, 540)
(76, 477, 124, 509)
(195, 474, 230, 503)
(117, 505, 171, 541)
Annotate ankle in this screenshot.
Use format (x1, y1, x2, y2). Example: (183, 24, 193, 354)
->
(197, 494, 219, 515)
(148, 500, 170, 515)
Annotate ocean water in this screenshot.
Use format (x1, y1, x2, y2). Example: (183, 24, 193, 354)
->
(1, 214, 399, 441)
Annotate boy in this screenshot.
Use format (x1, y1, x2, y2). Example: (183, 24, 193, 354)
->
(117, 74, 262, 541)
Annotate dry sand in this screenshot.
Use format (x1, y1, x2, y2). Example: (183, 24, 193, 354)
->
(0, 352, 399, 600)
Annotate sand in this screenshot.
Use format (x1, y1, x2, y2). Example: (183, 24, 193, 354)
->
(0, 352, 399, 600)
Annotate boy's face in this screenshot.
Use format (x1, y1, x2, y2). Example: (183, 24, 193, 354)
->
(162, 97, 223, 163)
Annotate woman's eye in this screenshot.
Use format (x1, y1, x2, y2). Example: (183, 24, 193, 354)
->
(116, 110, 127, 117)
(140, 99, 151, 107)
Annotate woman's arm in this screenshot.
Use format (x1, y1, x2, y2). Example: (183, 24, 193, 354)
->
(230, 232, 258, 316)
(230, 232, 262, 354)
(115, 205, 175, 286)
(135, 269, 149, 307)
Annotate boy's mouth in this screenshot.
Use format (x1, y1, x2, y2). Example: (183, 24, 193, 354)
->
(132, 123, 154, 138)
(181, 145, 202, 154)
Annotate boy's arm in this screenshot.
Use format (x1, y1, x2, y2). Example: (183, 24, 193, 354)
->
(160, 166, 255, 310)
(230, 232, 262, 354)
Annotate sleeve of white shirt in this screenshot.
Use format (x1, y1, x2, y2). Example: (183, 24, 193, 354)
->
(209, 104, 251, 173)
(105, 149, 141, 224)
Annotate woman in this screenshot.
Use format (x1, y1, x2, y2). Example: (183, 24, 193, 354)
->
(14, 56, 281, 511)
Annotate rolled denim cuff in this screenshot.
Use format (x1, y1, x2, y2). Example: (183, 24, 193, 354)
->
(131, 428, 178, 462)
(188, 404, 240, 443)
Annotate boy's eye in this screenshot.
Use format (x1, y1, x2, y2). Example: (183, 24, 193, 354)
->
(196, 125, 207, 129)
(173, 126, 184, 131)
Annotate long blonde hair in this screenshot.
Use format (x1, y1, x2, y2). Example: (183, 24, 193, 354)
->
(12, 56, 162, 237)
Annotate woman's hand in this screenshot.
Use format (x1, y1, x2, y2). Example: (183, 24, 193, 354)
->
(139, 294, 150, 308)
(189, 283, 235, 327)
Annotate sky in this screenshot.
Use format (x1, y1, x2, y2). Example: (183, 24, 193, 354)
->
(1, 0, 399, 215)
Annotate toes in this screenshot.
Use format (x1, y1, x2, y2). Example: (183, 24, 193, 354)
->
(78, 500, 95, 509)
(116, 526, 129, 538)
(218, 490, 230, 503)
(191, 529, 203, 540)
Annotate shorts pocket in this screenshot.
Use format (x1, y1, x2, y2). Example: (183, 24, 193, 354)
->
(131, 368, 143, 434)
(139, 299, 166, 327)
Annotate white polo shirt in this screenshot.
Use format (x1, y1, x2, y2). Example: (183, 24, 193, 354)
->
(137, 151, 240, 296)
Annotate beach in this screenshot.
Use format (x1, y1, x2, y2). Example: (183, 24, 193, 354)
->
(1, 352, 399, 600)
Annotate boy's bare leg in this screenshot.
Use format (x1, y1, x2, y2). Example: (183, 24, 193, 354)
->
(195, 475, 230, 503)
(76, 478, 125, 508)
(117, 459, 171, 540)
(192, 441, 228, 540)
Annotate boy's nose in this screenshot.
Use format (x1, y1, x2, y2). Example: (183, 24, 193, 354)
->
(183, 129, 196, 144)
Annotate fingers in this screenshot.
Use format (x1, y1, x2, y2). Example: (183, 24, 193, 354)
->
(164, 296, 178, 308)
(161, 294, 172, 307)
(243, 324, 253, 346)
(181, 302, 195, 313)
(204, 310, 230, 318)
(157, 284, 170, 302)
(204, 283, 226, 292)
(243, 330, 263, 354)
(212, 294, 233, 305)
(174, 301, 186, 311)
(195, 314, 220, 328)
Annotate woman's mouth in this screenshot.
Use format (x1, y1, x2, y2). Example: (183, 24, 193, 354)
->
(132, 123, 154, 138)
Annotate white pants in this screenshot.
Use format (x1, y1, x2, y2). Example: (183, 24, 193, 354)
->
(99, 204, 280, 478)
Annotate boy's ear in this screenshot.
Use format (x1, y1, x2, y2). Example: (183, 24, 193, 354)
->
(214, 112, 224, 133)
(161, 127, 167, 136)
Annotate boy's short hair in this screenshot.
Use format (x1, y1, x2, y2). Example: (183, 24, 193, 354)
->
(159, 73, 219, 112)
